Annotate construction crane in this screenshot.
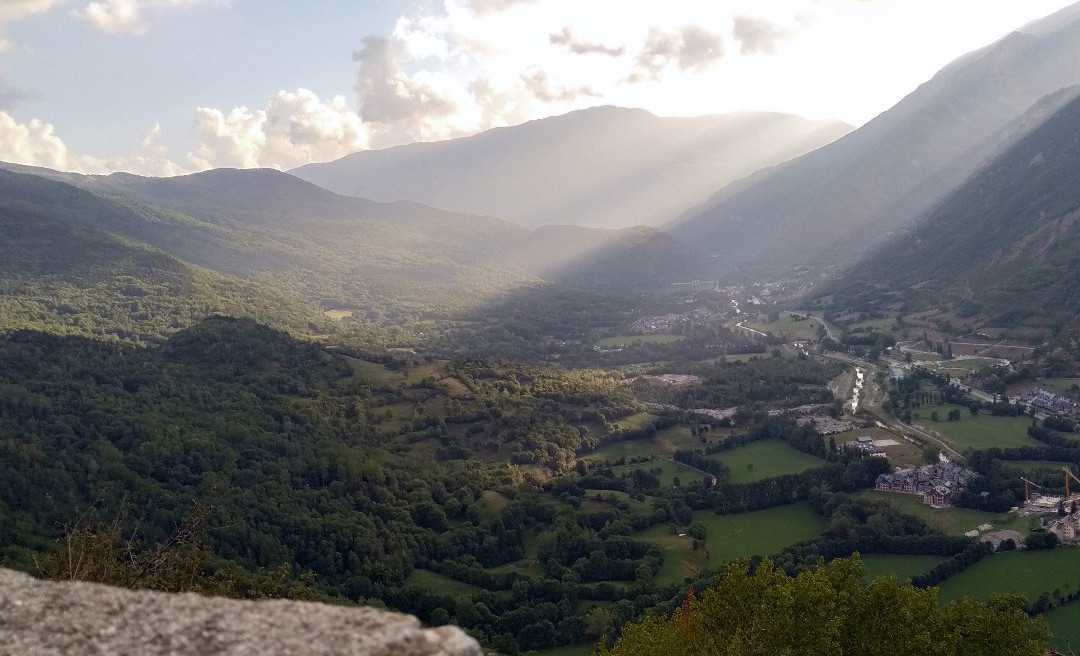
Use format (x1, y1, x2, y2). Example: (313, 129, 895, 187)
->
(1064, 467, 1080, 499)
(1021, 477, 1046, 502)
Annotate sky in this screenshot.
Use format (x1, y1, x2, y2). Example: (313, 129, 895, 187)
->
(0, 0, 1077, 176)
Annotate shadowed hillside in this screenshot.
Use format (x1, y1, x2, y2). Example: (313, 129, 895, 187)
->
(817, 90, 1080, 337)
(673, 4, 1080, 278)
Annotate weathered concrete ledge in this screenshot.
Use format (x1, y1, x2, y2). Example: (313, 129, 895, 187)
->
(0, 568, 481, 656)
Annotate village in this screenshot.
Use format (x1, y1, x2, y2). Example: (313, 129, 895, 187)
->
(873, 461, 976, 508)
(1019, 387, 1080, 416)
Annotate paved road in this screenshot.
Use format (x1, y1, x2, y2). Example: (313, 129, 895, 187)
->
(949, 379, 995, 403)
(820, 351, 966, 462)
(888, 418, 966, 462)
(734, 320, 768, 338)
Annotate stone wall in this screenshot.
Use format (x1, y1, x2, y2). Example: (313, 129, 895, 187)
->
(0, 568, 481, 656)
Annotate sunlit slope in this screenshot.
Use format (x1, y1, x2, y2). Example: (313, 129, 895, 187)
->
(0, 168, 321, 342)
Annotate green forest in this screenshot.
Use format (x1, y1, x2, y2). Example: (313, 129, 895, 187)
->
(0, 313, 1056, 654)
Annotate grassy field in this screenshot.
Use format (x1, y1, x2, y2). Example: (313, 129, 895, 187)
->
(580, 490, 656, 517)
(696, 504, 827, 563)
(584, 438, 670, 462)
(342, 356, 399, 385)
(704, 440, 826, 484)
(478, 490, 510, 517)
(911, 404, 1039, 450)
(342, 357, 447, 387)
(533, 643, 596, 656)
(855, 490, 1030, 536)
(638, 503, 827, 586)
(583, 426, 705, 463)
(924, 358, 1003, 376)
(404, 569, 483, 598)
(610, 459, 709, 488)
(743, 312, 824, 340)
(1033, 378, 1080, 397)
(486, 557, 544, 578)
(439, 376, 471, 398)
(323, 309, 355, 320)
(936, 549, 1080, 604)
(1000, 460, 1076, 477)
(657, 425, 714, 450)
(596, 334, 683, 348)
(610, 412, 658, 431)
(859, 553, 947, 583)
(1044, 600, 1080, 653)
(707, 352, 769, 363)
(833, 428, 923, 467)
(841, 316, 898, 333)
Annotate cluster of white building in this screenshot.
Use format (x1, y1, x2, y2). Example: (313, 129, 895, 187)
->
(629, 313, 688, 335)
(848, 435, 887, 458)
(874, 462, 976, 508)
(1049, 513, 1080, 544)
(1019, 387, 1078, 415)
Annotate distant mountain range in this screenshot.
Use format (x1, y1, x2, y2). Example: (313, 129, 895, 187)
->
(817, 87, 1080, 338)
(292, 106, 851, 230)
(0, 163, 702, 342)
(671, 2, 1080, 279)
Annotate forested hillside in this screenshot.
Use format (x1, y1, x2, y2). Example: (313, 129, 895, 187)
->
(0, 169, 323, 343)
(0, 164, 702, 334)
(818, 91, 1080, 336)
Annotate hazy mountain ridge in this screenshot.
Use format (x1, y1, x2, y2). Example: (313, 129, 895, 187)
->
(292, 106, 851, 230)
(672, 5, 1080, 278)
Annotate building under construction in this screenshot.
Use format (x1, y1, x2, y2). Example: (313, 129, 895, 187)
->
(1015, 467, 1080, 517)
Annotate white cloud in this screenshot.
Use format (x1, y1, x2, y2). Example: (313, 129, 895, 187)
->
(8, 0, 1078, 175)
(0, 110, 186, 176)
(0, 111, 69, 170)
(628, 26, 725, 82)
(372, 0, 1080, 130)
(187, 89, 370, 170)
(731, 16, 792, 56)
(0, 0, 66, 50)
(0, 0, 66, 23)
(349, 1, 746, 144)
(549, 27, 625, 57)
(353, 36, 458, 126)
(140, 122, 161, 148)
(73, 0, 225, 34)
(520, 68, 598, 103)
(469, 0, 537, 17)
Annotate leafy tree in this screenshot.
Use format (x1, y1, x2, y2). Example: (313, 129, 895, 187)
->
(584, 606, 613, 639)
(687, 521, 707, 541)
(598, 557, 1049, 656)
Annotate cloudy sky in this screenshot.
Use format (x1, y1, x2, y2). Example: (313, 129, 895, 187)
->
(0, 0, 1077, 175)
